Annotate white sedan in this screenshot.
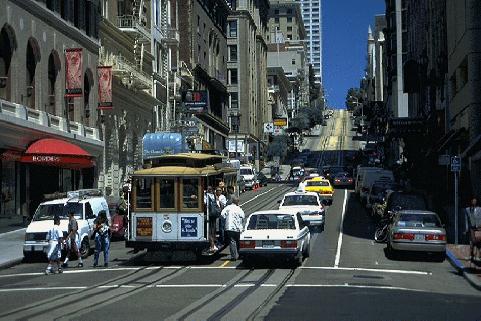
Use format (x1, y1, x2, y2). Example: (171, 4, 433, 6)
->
(240, 210, 310, 265)
(278, 192, 326, 230)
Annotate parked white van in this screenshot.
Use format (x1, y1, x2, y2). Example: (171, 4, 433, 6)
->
(355, 166, 382, 194)
(23, 189, 110, 259)
(359, 170, 394, 204)
(240, 164, 257, 190)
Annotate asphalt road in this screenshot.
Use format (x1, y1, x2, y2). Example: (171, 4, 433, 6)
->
(0, 110, 480, 320)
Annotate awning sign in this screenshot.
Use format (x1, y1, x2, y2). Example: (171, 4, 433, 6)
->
(65, 48, 83, 97)
(98, 66, 113, 110)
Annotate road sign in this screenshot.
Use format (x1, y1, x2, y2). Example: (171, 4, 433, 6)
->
(264, 122, 274, 133)
(438, 154, 450, 166)
(184, 126, 199, 135)
(451, 156, 461, 172)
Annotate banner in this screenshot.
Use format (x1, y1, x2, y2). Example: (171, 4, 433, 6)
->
(183, 90, 208, 113)
(65, 48, 83, 97)
(97, 66, 113, 109)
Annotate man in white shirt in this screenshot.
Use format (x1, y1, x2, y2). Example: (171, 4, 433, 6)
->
(221, 196, 245, 261)
(297, 177, 307, 192)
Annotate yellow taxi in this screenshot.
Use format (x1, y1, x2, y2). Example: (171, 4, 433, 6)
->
(304, 177, 333, 205)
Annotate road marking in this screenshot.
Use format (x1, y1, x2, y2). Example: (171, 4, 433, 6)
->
(300, 266, 431, 275)
(153, 284, 225, 288)
(219, 260, 230, 268)
(334, 189, 348, 268)
(240, 186, 282, 206)
(285, 284, 429, 292)
(0, 286, 87, 292)
(234, 283, 256, 287)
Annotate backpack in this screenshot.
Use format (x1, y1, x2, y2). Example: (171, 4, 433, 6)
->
(208, 196, 221, 219)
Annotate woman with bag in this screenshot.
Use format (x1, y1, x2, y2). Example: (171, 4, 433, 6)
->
(93, 211, 110, 267)
(465, 197, 481, 261)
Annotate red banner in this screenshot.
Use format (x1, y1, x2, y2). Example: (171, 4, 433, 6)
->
(65, 48, 83, 97)
(97, 66, 113, 109)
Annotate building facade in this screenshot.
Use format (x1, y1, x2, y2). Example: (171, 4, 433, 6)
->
(364, 16, 386, 104)
(296, 0, 322, 85)
(226, 0, 269, 166)
(0, 0, 103, 219)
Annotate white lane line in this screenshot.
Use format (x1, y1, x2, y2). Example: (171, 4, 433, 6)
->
(334, 189, 348, 268)
(152, 284, 225, 288)
(0, 286, 87, 292)
(300, 266, 431, 275)
(240, 185, 283, 206)
(188, 266, 238, 269)
(285, 284, 429, 292)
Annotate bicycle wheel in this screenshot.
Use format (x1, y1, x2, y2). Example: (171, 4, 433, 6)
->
(374, 225, 388, 243)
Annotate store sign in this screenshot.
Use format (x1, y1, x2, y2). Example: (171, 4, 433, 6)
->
(388, 118, 425, 135)
(183, 90, 208, 113)
(227, 140, 245, 152)
(273, 118, 288, 127)
(181, 217, 198, 238)
(98, 66, 113, 109)
(65, 48, 83, 97)
(31, 155, 61, 163)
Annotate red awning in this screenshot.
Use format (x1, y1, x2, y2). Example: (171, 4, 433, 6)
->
(20, 138, 95, 169)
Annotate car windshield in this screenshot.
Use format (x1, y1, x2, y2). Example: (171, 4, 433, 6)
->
(396, 214, 442, 228)
(306, 181, 330, 187)
(240, 168, 253, 175)
(247, 214, 296, 230)
(33, 202, 83, 221)
(283, 195, 319, 206)
(390, 194, 427, 211)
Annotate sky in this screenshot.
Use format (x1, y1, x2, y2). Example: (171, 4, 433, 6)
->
(322, 0, 386, 109)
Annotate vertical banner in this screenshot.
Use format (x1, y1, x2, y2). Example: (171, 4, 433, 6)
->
(97, 66, 113, 110)
(65, 48, 83, 97)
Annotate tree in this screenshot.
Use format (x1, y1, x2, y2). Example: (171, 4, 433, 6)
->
(345, 87, 365, 110)
(267, 135, 289, 159)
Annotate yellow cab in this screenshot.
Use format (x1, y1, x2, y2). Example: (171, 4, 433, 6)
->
(304, 177, 333, 205)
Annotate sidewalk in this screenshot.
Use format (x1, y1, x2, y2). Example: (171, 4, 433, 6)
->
(0, 228, 25, 268)
(446, 244, 481, 290)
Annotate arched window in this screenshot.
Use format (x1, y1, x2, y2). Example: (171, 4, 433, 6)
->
(83, 68, 94, 126)
(26, 37, 41, 109)
(47, 50, 61, 114)
(0, 24, 17, 101)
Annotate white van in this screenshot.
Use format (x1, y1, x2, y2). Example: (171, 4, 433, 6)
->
(23, 189, 110, 259)
(359, 170, 394, 204)
(240, 164, 257, 189)
(355, 166, 381, 194)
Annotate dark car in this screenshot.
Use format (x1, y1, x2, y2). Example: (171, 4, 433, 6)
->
(256, 172, 269, 187)
(332, 172, 354, 188)
(322, 165, 349, 180)
(382, 191, 428, 218)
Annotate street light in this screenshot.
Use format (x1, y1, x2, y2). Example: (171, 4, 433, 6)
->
(348, 95, 363, 118)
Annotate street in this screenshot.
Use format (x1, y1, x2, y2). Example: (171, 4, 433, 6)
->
(0, 110, 480, 320)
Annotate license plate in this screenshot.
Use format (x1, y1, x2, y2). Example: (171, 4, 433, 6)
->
(263, 241, 275, 248)
(415, 234, 424, 241)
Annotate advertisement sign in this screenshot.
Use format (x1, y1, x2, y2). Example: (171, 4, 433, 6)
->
(181, 217, 198, 238)
(136, 217, 152, 237)
(97, 66, 113, 109)
(273, 118, 288, 127)
(65, 48, 83, 97)
(227, 140, 245, 153)
(183, 90, 208, 113)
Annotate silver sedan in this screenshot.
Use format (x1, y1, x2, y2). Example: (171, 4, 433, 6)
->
(387, 210, 446, 261)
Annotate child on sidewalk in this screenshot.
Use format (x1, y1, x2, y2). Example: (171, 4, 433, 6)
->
(45, 215, 64, 275)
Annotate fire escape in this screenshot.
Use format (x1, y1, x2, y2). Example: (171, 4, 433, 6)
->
(115, 0, 152, 91)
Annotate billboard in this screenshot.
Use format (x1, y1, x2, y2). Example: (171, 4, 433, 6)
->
(183, 90, 208, 113)
(97, 66, 113, 110)
(65, 48, 83, 97)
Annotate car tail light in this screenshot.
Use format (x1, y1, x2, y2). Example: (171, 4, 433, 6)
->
(240, 240, 256, 248)
(393, 233, 415, 240)
(348, 179, 353, 182)
(280, 240, 297, 248)
(425, 234, 446, 241)
(320, 190, 331, 194)
(335, 179, 340, 182)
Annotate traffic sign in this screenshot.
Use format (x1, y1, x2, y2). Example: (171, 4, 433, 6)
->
(264, 122, 274, 133)
(451, 156, 461, 172)
(438, 154, 450, 166)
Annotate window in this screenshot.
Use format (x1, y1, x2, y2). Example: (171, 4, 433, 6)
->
(275, 17, 279, 23)
(287, 34, 292, 40)
(287, 26, 292, 32)
(247, 214, 296, 230)
(228, 21, 237, 37)
(159, 178, 175, 209)
(287, 9, 292, 14)
(197, 15, 200, 33)
(282, 195, 319, 206)
(274, 9, 279, 14)
(287, 17, 292, 23)
(182, 178, 200, 209)
(228, 45, 237, 61)
(134, 178, 154, 210)
(229, 68, 238, 85)
(291, 59, 296, 65)
(230, 92, 238, 109)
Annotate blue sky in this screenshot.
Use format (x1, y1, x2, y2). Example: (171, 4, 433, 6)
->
(322, 0, 385, 109)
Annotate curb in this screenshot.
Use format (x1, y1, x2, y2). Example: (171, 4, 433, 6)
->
(0, 257, 24, 270)
(446, 249, 481, 291)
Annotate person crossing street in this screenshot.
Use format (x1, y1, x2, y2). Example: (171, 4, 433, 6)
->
(62, 211, 83, 268)
(221, 196, 245, 261)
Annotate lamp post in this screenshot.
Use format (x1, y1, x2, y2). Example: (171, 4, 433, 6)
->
(348, 95, 363, 118)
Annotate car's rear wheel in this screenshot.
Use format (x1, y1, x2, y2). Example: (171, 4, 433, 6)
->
(303, 241, 310, 258)
(80, 237, 90, 259)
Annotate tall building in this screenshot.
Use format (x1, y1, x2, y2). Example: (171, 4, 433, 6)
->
(0, 0, 103, 219)
(364, 16, 386, 104)
(296, 0, 322, 85)
(227, 0, 270, 167)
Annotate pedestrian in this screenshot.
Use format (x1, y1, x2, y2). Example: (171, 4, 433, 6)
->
(62, 211, 84, 268)
(225, 185, 235, 205)
(205, 186, 220, 253)
(465, 197, 481, 243)
(215, 186, 227, 246)
(45, 215, 63, 275)
(221, 196, 245, 261)
(93, 210, 110, 267)
(297, 176, 307, 192)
